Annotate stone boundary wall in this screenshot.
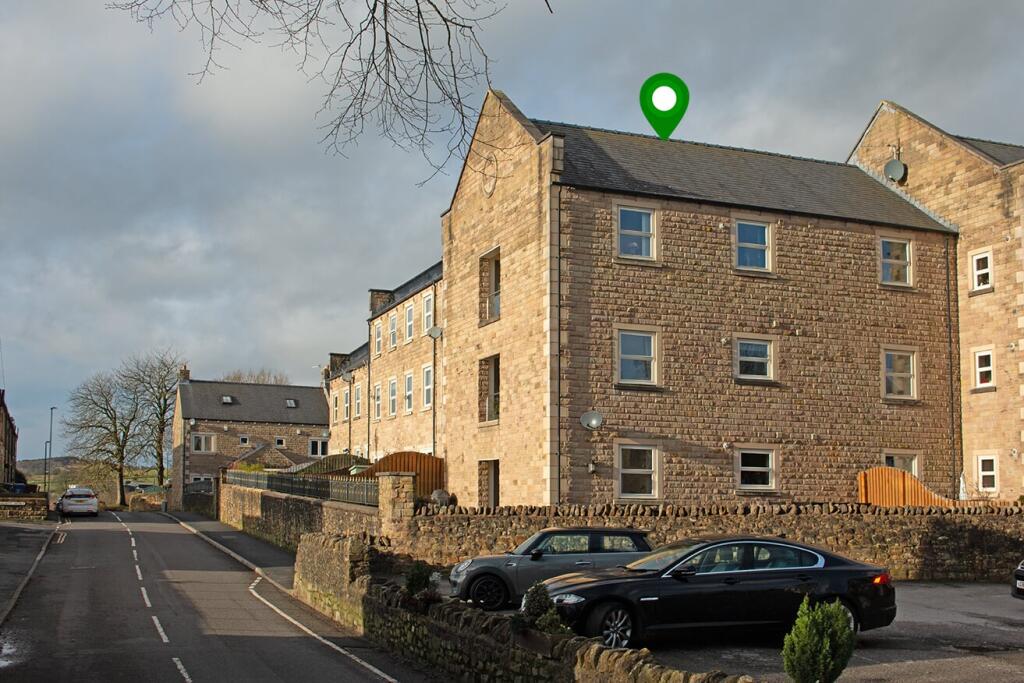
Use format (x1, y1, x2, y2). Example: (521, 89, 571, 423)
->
(182, 492, 215, 518)
(0, 494, 48, 520)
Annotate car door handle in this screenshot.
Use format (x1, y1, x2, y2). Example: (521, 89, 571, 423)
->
(723, 577, 741, 585)
(574, 561, 593, 567)
(796, 574, 812, 582)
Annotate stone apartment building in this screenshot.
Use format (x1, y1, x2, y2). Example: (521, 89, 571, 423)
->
(327, 90, 974, 508)
(169, 367, 328, 508)
(0, 389, 17, 484)
(851, 101, 1024, 502)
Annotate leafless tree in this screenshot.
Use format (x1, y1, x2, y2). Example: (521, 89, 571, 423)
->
(61, 372, 147, 507)
(109, 0, 531, 176)
(119, 349, 183, 486)
(219, 368, 291, 384)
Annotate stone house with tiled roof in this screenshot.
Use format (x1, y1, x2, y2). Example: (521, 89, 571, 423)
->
(0, 389, 17, 485)
(169, 367, 328, 509)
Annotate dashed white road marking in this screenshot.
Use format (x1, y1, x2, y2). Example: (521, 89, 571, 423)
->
(140, 586, 152, 608)
(171, 657, 192, 682)
(55, 532, 67, 544)
(111, 513, 122, 522)
(246, 577, 397, 682)
(151, 615, 169, 644)
(131, 537, 136, 547)
(135, 565, 143, 581)
(133, 550, 138, 562)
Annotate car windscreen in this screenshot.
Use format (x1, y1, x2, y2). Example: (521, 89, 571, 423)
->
(625, 541, 703, 572)
(512, 531, 545, 555)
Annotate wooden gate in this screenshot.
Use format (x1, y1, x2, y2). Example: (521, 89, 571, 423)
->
(857, 466, 1010, 508)
(328, 451, 445, 501)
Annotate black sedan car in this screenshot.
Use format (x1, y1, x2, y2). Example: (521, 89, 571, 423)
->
(1014, 559, 1024, 599)
(544, 535, 895, 648)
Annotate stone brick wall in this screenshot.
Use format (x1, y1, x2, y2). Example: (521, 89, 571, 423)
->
(293, 533, 377, 632)
(852, 101, 1024, 502)
(0, 494, 47, 520)
(182, 492, 215, 518)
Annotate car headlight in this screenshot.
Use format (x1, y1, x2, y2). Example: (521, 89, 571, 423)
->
(453, 559, 473, 573)
(553, 593, 586, 605)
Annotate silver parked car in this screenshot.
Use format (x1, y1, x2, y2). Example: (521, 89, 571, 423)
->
(449, 527, 652, 610)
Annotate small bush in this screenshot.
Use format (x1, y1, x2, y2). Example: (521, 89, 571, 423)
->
(782, 597, 856, 683)
(521, 582, 555, 625)
(404, 561, 434, 596)
(534, 607, 571, 635)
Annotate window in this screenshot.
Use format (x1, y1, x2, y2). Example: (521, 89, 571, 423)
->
(221, 395, 233, 404)
(373, 384, 381, 420)
(191, 434, 214, 453)
(616, 444, 658, 499)
(479, 355, 500, 421)
(422, 365, 433, 407)
(597, 534, 640, 552)
(880, 238, 911, 285)
(332, 393, 338, 422)
(689, 544, 747, 574)
(883, 451, 918, 475)
(974, 350, 994, 388)
(423, 292, 434, 332)
(883, 348, 916, 399)
(239, 435, 249, 446)
(404, 372, 414, 413)
(355, 384, 362, 417)
(734, 337, 773, 380)
(275, 437, 286, 448)
(308, 439, 328, 457)
(405, 304, 414, 342)
(480, 248, 501, 322)
(737, 449, 775, 490)
(388, 378, 397, 416)
(971, 251, 992, 291)
(536, 532, 589, 554)
(617, 330, 656, 384)
(374, 322, 382, 354)
(618, 207, 654, 259)
(285, 398, 297, 408)
(343, 388, 351, 420)
(978, 455, 997, 492)
(735, 221, 770, 271)
(751, 544, 819, 570)
(389, 313, 397, 349)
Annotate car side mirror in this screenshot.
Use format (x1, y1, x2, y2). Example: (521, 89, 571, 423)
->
(530, 548, 544, 561)
(670, 565, 697, 579)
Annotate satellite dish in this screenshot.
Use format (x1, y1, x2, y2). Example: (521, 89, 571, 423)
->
(884, 158, 907, 183)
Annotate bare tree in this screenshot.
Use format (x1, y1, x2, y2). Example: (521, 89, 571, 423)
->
(109, 0, 526, 175)
(62, 372, 147, 507)
(219, 368, 291, 384)
(119, 349, 183, 486)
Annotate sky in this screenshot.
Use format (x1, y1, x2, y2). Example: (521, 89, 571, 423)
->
(2, 0, 1022, 463)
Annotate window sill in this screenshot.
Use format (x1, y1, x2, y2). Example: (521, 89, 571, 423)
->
(386, 415, 397, 421)
(420, 406, 433, 412)
(479, 316, 500, 328)
(968, 286, 994, 298)
(970, 386, 997, 394)
(735, 489, 782, 497)
(613, 256, 663, 268)
(614, 383, 666, 393)
(734, 377, 781, 387)
(479, 419, 499, 428)
(882, 397, 921, 406)
(615, 497, 662, 504)
(734, 268, 777, 279)
(878, 282, 915, 292)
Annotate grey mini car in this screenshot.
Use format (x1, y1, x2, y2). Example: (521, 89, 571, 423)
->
(449, 527, 651, 610)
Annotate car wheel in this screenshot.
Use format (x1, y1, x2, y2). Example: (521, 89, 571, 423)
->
(587, 602, 635, 649)
(468, 575, 508, 611)
(837, 599, 860, 634)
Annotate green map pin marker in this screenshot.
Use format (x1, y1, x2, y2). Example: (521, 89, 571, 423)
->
(640, 73, 690, 139)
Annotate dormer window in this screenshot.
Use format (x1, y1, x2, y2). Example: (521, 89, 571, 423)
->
(285, 399, 297, 408)
(221, 395, 233, 404)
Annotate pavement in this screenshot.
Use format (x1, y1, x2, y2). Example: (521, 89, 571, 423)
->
(0, 511, 434, 682)
(650, 581, 1024, 681)
(0, 520, 57, 626)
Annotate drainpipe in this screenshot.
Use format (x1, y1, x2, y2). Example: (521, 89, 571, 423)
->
(945, 236, 959, 497)
(555, 184, 563, 506)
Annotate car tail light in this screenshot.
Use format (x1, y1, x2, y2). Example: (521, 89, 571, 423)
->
(872, 572, 892, 586)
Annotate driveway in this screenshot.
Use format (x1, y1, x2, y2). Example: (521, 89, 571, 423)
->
(650, 582, 1024, 681)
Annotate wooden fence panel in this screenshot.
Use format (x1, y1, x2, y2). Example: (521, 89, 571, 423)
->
(857, 466, 1011, 508)
(324, 451, 445, 501)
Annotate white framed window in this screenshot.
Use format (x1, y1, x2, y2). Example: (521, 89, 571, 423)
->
(737, 448, 775, 490)
(423, 292, 434, 332)
(343, 387, 351, 420)
(388, 378, 397, 416)
(239, 435, 249, 446)
(882, 347, 916, 399)
(389, 314, 398, 349)
(974, 350, 994, 388)
(617, 329, 657, 385)
(373, 383, 381, 420)
(618, 207, 655, 259)
(355, 384, 362, 417)
(405, 304, 414, 342)
(275, 437, 286, 448)
(883, 450, 918, 476)
(977, 455, 997, 492)
(880, 237, 912, 286)
(615, 443, 660, 499)
(971, 250, 992, 291)
(308, 439, 329, 457)
(734, 337, 774, 380)
(332, 393, 339, 422)
(374, 322, 382, 355)
(404, 372, 414, 413)
(734, 220, 771, 271)
(422, 365, 433, 407)
(191, 434, 214, 453)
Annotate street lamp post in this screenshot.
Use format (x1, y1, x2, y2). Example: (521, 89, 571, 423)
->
(46, 406, 56, 493)
(43, 441, 50, 493)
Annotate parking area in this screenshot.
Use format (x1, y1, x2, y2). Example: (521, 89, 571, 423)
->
(650, 582, 1024, 681)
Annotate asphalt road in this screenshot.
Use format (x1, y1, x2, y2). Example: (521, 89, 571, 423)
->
(0, 511, 431, 682)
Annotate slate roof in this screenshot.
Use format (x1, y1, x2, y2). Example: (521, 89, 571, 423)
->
(178, 380, 328, 425)
(232, 444, 314, 469)
(369, 260, 443, 318)
(531, 120, 950, 233)
(955, 136, 1024, 166)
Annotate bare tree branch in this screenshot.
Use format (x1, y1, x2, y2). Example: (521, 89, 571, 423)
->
(219, 368, 291, 384)
(118, 348, 183, 486)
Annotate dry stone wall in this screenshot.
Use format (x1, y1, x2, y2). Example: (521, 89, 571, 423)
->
(0, 494, 47, 520)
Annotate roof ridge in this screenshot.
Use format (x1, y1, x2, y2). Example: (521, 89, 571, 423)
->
(379, 259, 442, 296)
(530, 118, 856, 169)
(188, 379, 322, 390)
(955, 133, 1024, 149)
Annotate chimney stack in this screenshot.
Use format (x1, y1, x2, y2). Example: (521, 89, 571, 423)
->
(178, 364, 191, 382)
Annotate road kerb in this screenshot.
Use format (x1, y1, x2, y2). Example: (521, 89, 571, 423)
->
(0, 524, 58, 628)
